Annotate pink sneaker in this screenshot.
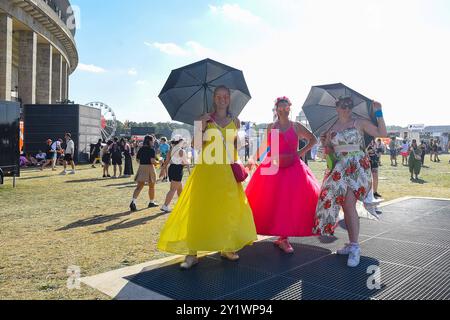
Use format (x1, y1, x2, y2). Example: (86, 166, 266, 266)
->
(277, 239, 294, 254)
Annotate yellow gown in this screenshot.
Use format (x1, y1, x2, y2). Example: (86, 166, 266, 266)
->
(158, 120, 257, 255)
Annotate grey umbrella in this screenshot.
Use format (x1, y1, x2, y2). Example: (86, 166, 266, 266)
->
(159, 59, 252, 125)
(302, 83, 378, 137)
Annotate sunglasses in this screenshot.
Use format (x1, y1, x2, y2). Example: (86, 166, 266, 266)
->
(277, 106, 291, 111)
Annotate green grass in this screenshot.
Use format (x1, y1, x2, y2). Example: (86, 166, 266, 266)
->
(0, 155, 449, 300)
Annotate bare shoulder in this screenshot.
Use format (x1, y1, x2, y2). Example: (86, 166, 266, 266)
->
(294, 121, 304, 130)
(355, 118, 370, 129)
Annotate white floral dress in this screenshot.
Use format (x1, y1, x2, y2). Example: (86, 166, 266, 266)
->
(313, 127, 373, 236)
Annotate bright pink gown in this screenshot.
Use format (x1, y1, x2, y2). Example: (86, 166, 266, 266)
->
(245, 123, 321, 237)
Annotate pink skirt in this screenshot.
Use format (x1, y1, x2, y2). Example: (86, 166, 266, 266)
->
(245, 158, 321, 237)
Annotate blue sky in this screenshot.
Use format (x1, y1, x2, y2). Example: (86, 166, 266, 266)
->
(69, 0, 450, 126)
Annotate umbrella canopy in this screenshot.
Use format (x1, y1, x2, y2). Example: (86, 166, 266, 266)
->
(159, 58, 251, 125)
(302, 83, 378, 137)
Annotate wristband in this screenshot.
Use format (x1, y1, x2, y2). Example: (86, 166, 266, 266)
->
(375, 110, 383, 118)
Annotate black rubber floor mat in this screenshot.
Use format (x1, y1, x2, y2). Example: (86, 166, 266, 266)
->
(384, 198, 450, 211)
(122, 198, 450, 300)
(222, 276, 368, 300)
(378, 269, 450, 300)
(338, 219, 395, 237)
(283, 255, 420, 299)
(207, 241, 331, 274)
(407, 214, 450, 230)
(423, 250, 450, 274)
(125, 256, 273, 300)
(359, 238, 448, 268)
(378, 226, 450, 248)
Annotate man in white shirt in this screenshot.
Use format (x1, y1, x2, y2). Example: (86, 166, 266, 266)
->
(61, 133, 76, 175)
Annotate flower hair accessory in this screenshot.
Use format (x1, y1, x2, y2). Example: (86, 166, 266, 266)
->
(275, 96, 292, 107)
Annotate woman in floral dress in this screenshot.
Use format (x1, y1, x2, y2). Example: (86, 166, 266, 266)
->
(313, 97, 387, 267)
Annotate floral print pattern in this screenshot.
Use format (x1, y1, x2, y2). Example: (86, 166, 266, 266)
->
(313, 128, 373, 236)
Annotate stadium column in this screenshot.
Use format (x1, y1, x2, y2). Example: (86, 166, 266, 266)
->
(51, 53, 62, 103)
(36, 43, 53, 104)
(0, 13, 13, 101)
(61, 58, 68, 101)
(18, 30, 37, 105)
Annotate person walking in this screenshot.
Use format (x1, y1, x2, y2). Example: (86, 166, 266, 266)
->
(388, 137, 398, 166)
(432, 140, 441, 162)
(110, 137, 123, 178)
(419, 140, 427, 167)
(130, 135, 158, 212)
(400, 140, 410, 166)
(121, 138, 134, 178)
(91, 139, 102, 168)
(367, 141, 382, 199)
(159, 137, 170, 182)
(101, 140, 113, 178)
(375, 138, 385, 166)
(160, 135, 189, 213)
(409, 139, 422, 181)
(61, 133, 75, 175)
(313, 97, 387, 267)
(41, 139, 55, 171)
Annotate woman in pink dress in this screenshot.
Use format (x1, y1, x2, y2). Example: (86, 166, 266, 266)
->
(246, 97, 321, 253)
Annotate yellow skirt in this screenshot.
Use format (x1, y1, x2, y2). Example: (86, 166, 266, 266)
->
(158, 163, 257, 255)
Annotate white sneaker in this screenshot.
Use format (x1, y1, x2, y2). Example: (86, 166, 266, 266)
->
(180, 255, 198, 270)
(161, 205, 172, 213)
(69, 170, 76, 175)
(60, 171, 67, 175)
(336, 243, 353, 255)
(347, 245, 361, 268)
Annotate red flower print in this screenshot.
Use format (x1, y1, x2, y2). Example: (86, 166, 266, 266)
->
(354, 190, 361, 200)
(336, 195, 345, 206)
(345, 162, 357, 175)
(324, 223, 334, 235)
(324, 200, 332, 209)
(358, 187, 366, 197)
(332, 172, 342, 182)
(320, 189, 329, 201)
(359, 157, 371, 170)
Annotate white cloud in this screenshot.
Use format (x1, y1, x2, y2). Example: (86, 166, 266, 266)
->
(147, 41, 218, 59)
(78, 63, 106, 73)
(135, 80, 148, 86)
(128, 68, 137, 76)
(209, 3, 261, 24)
(149, 42, 189, 56)
(186, 41, 217, 58)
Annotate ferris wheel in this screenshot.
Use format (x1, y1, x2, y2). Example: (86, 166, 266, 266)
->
(86, 101, 117, 141)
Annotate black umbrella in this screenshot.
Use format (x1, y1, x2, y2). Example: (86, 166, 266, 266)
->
(159, 58, 251, 125)
(302, 83, 378, 138)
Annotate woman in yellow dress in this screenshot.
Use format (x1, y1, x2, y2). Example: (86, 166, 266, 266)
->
(158, 85, 257, 269)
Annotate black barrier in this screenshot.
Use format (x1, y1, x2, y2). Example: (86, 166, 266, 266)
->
(23, 104, 101, 163)
(0, 101, 20, 181)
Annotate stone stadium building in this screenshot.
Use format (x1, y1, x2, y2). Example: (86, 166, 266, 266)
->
(0, 0, 78, 105)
